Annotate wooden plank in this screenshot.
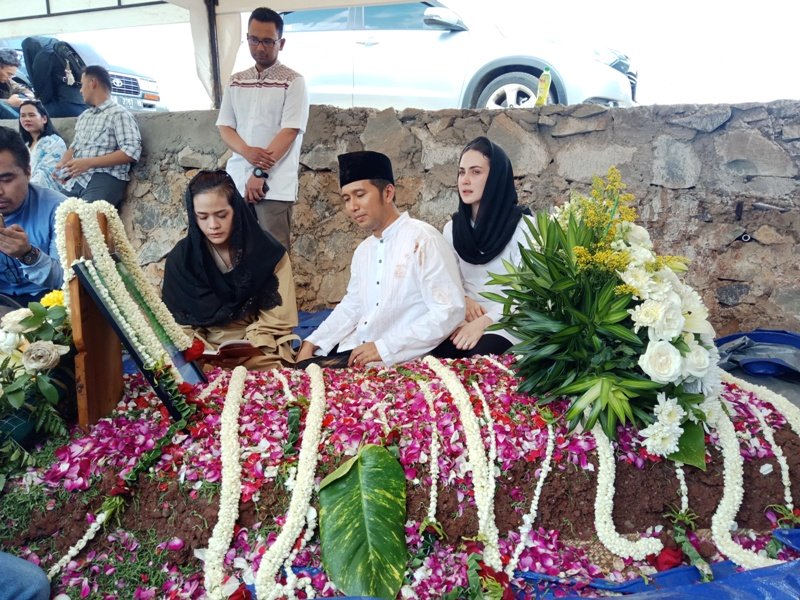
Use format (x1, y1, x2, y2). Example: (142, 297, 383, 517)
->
(65, 212, 124, 427)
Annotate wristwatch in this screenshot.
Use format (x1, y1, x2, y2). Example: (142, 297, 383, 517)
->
(253, 167, 268, 178)
(18, 246, 40, 266)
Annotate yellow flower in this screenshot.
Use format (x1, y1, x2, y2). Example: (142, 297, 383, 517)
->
(40, 290, 65, 308)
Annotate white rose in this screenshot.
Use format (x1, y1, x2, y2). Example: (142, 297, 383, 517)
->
(639, 340, 683, 384)
(0, 329, 21, 354)
(1, 308, 35, 334)
(21, 341, 70, 374)
(682, 343, 712, 379)
(651, 292, 685, 340)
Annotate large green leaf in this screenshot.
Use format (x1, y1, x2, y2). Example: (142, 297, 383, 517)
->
(668, 421, 707, 471)
(319, 444, 407, 599)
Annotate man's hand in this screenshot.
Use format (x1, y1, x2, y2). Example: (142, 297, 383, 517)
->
(450, 316, 491, 351)
(60, 157, 93, 179)
(244, 174, 267, 204)
(348, 342, 382, 367)
(296, 341, 317, 362)
(6, 95, 25, 108)
(0, 224, 32, 259)
(241, 146, 274, 170)
(464, 297, 486, 322)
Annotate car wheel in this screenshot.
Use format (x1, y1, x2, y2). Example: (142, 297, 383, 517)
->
(476, 72, 555, 109)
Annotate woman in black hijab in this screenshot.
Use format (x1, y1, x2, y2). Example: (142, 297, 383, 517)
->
(435, 136, 530, 359)
(162, 170, 298, 369)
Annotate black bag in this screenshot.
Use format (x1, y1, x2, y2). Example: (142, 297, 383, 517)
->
(53, 41, 86, 87)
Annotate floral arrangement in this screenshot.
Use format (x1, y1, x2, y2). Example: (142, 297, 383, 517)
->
(486, 167, 721, 468)
(0, 290, 72, 483)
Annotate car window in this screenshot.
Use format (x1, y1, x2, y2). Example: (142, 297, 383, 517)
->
(283, 8, 350, 32)
(363, 3, 434, 30)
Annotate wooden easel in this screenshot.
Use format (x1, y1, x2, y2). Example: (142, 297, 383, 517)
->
(64, 212, 124, 427)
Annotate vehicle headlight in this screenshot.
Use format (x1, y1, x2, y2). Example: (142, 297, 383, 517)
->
(592, 47, 631, 75)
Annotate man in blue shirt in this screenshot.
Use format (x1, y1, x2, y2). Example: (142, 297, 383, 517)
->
(0, 126, 65, 304)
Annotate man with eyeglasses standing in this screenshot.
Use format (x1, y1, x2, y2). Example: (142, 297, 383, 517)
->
(0, 127, 64, 306)
(216, 6, 309, 251)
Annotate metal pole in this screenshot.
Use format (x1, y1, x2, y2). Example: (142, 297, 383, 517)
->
(205, 0, 222, 108)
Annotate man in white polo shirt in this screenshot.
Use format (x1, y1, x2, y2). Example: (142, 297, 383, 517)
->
(216, 6, 309, 250)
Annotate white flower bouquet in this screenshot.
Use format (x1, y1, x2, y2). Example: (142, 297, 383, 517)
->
(486, 168, 721, 467)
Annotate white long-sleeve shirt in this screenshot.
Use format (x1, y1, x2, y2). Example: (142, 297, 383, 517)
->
(307, 213, 465, 366)
(443, 217, 530, 343)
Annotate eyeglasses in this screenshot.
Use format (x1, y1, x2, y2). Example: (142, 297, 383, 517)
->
(246, 35, 281, 48)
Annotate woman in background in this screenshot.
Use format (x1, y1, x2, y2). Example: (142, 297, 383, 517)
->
(435, 136, 530, 358)
(162, 170, 298, 370)
(18, 100, 66, 192)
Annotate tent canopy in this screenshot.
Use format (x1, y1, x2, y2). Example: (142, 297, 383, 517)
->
(0, 0, 400, 107)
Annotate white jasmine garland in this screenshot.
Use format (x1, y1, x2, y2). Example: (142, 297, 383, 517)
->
(47, 510, 108, 580)
(505, 422, 555, 578)
(423, 356, 501, 570)
(473, 382, 498, 506)
(482, 355, 515, 376)
(710, 402, 783, 569)
(82, 261, 156, 366)
(99, 203, 191, 350)
(256, 364, 327, 599)
(54, 197, 87, 314)
(592, 425, 663, 559)
(721, 372, 800, 442)
(203, 366, 247, 599)
(674, 463, 689, 513)
(749, 405, 793, 509)
(420, 381, 442, 524)
(76, 202, 182, 381)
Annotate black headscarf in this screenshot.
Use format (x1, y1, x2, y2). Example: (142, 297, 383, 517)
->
(451, 137, 529, 265)
(162, 170, 286, 328)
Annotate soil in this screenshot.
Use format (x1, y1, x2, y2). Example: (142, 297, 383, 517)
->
(12, 425, 800, 563)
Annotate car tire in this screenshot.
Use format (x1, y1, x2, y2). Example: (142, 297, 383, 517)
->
(476, 71, 555, 109)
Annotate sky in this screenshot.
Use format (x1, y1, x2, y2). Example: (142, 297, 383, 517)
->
(57, 0, 800, 111)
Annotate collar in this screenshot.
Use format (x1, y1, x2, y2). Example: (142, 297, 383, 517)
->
(374, 211, 407, 241)
(254, 60, 283, 79)
(89, 98, 115, 113)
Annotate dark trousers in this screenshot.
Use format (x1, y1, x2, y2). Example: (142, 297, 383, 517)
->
(431, 333, 512, 360)
(70, 173, 128, 207)
(295, 345, 352, 369)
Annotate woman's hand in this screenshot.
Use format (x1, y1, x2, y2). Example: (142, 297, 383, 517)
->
(450, 315, 491, 350)
(464, 297, 486, 322)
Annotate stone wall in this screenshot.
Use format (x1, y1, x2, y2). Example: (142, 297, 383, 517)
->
(47, 101, 800, 335)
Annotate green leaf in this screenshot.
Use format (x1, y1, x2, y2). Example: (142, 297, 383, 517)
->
(320, 444, 407, 599)
(46, 306, 67, 321)
(36, 376, 59, 404)
(5, 389, 26, 410)
(597, 324, 643, 345)
(668, 421, 707, 470)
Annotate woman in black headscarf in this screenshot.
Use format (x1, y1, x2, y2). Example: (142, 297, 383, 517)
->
(162, 170, 298, 370)
(435, 136, 530, 358)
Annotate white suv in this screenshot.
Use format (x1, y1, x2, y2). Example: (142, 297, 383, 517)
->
(276, 1, 636, 110)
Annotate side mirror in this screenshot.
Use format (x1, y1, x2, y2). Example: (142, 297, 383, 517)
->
(423, 7, 468, 31)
